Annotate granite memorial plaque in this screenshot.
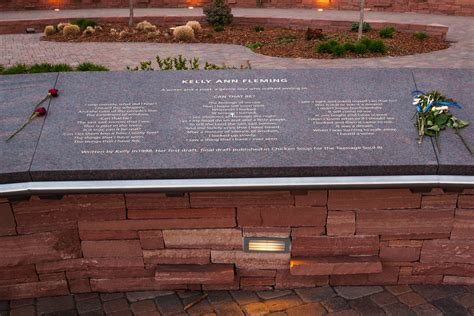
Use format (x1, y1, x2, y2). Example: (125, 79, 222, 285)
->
(0, 73, 58, 183)
(27, 69, 440, 181)
(413, 69, 474, 174)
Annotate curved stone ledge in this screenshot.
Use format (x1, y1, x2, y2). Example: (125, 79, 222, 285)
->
(1, 0, 473, 16)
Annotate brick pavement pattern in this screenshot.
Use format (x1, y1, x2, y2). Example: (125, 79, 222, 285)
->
(0, 8, 473, 70)
(1, 285, 474, 315)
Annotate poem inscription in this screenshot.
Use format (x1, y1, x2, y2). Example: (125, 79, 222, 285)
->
(63, 77, 400, 156)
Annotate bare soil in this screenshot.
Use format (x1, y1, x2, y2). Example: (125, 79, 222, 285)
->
(43, 23, 451, 59)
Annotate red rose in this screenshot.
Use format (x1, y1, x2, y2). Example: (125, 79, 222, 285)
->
(35, 107, 47, 116)
(48, 89, 59, 97)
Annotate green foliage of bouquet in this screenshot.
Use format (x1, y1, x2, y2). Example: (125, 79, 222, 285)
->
(413, 90, 471, 154)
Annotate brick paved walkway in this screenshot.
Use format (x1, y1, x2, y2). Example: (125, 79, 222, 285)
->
(2, 285, 474, 315)
(0, 8, 473, 70)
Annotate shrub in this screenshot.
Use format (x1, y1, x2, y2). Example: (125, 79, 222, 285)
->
(127, 55, 251, 71)
(332, 44, 346, 57)
(414, 31, 427, 40)
(76, 62, 109, 71)
(119, 30, 128, 39)
(353, 42, 368, 54)
(50, 64, 73, 72)
(44, 25, 56, 36)
(147, 31, 160, 39)
(173, 25, 195, 41)
(0, 65, 4, 73)
(71, 18, 97, 30)
(186, 21, 203, 34)
(29, 63, 54, 73)
(214, 24, 225, 32)
(144, 24, 157, 33)
(343, 42, 355, 52)
(277, 35, 297, 44)
(137, 21, 157, 33)
(359, 37, 372, 47)
(0, 63, 81, 75)
(57, 22, 70, 31)
(246, 42, 264, 50)
(136, 20, 151, 31)
(203, 0, 233, 26)
(351, 22, 371, 32)
(83, 26, 95, 36)
(254, 25, 264, 32)
(316, 40, 339, 54)
(63, 24, 81, 36)
(305, 28, 323, 41)
(368, 39, 386, 53)
(379, 26, 395, 38)
(2, 64, 29, 74)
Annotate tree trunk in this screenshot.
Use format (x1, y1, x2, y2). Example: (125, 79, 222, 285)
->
(128, 0, 134, 27)
(358, 0, 365, 40)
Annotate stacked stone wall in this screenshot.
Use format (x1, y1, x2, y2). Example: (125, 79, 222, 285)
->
(1, 188, 473, 299)
(1, 0, 473, 16)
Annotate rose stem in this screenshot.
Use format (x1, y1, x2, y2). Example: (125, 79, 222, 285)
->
(6, 113, 38, 142)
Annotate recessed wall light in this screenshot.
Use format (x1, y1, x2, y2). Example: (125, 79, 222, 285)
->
(243, 237, 291, 253)
(54, 8, 60, 11)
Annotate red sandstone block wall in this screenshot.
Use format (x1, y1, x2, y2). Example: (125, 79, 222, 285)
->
(1, 0, 473, 15)
(1, 188, 474, 299)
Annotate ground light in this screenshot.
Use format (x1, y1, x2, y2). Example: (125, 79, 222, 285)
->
(243, 237, 291, 253)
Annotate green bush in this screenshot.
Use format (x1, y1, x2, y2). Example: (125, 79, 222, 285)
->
(277, 35, 297, 44)
(0, 62, 106, 75)
(214, 24, 225, 32)
(359, 37, 372, 47)
(29, 63, 54, 73)
(368, 39, 386, 53)
(414, 31, 427, 40)
(254, 25, 264, 32)
(127, 55, 251, 71)
(379, 26, 395, 38)
(203, 0, 233, 26)
(351, 22, 371, 32)
(51, 64, 73, 72)
(353, 42, 368, 54)
(1, 64, 28, 74)
(71, 18, 97, 30)
(343, 42, 355, 53)
(76, 62, 109, 71)
(332, 44, 346, 57)
(246, 42, 264, 50)
(316, 40, 339, 54)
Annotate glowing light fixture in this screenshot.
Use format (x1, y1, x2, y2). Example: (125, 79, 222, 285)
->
(243, 237, 291, 253)
(188, 6, 194, 9)
(54, 8, 60, 11)
(317, 8, 324, 11)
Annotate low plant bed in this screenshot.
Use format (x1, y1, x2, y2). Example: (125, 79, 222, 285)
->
(0, 62, 109, 75)
(43, 22, 450, 59)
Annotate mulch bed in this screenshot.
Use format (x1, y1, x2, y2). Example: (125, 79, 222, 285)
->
(43, 23, 450, 59)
